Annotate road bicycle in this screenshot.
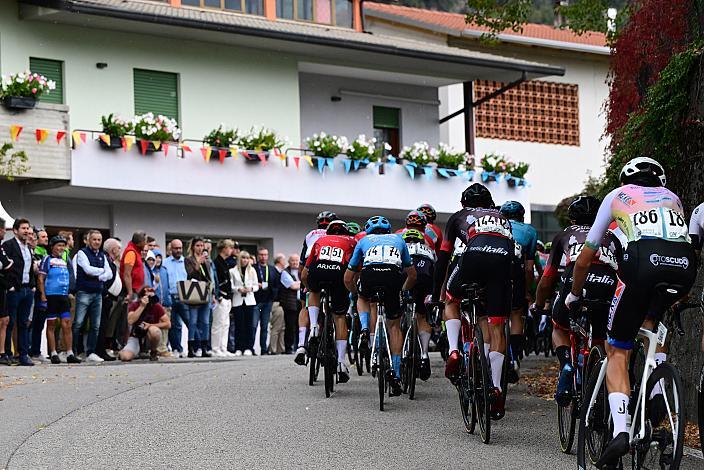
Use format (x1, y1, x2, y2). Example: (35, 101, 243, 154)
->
(316, 285, 337, 398)
(429, 304, 448, 361)
(577, 283, 689, 470)
(307, 325, 321, 387)
(400, 293, 421, 400)
(370, 286, 393, 411)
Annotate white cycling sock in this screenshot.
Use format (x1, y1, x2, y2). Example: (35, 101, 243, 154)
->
(484, 343, 490, 359)
(419, 331, 431, 357)
(650, 352, 666, 398)
(336, 340, 347, 363)
(66, 350, 74, 357)
(489, 351, 504, 391)
(609, 392, 629, 436)
(308, 307, 319, 332)
(298, 327, 307, 347)
(446, 319, 461, 354)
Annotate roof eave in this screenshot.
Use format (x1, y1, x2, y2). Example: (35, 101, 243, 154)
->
(461, 30, 610, 56)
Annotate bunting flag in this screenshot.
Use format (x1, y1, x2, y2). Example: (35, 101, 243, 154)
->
(122, 136, 135, 152)
(180, 143, 192, 154)
(258, 152, 267, 165)
(230, 147, 239, 159)
(56, 131, 66, 144)
(405, 163, 416, 180)
(303, 155, 313, 167)
(293, 156, 300, 169)
(139, 140, 150, 155)
(423, 166, 433, 180)
(98, 134, 111, 147)
(219, 149, 228, 164)
(201, 146, 212, 162)
(72, 131, 86, 147)
(274, 148, 285, 161)
(10, 125, 23, 141)
(387, 156, 397, 166)
(466, 170, 475, 181)
(35, 128, 50, 143)
(316, 157, 326, 174)
(437, 168, 451, 178)
(241, 150, 250, 160)
(151, 141, 161, 151)
(353, 159, 361, 171)
(344, 159, 352, 173)
(162, 142, 170, 157)
(326, 158, 334, 170)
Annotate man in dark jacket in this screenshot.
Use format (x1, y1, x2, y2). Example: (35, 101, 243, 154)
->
(252, 248, 276, 354)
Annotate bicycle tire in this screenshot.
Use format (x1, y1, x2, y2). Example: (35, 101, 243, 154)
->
(557, 395, 577, 454)
(408, 316, 418, 400)
(459, 342, 476, 434)
(500, 321, 510, 402)
(699, 365, 704, 455)
(473, 327, 491, 444)
(378, 342, 386, 412)
(308, 338, 318, 386)
(577, 357, 609, 468)
(323, 315, 335, 398)
(348, 315, 360, 365)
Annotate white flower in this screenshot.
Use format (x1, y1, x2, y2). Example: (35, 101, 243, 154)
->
(384, 143, 392, 151)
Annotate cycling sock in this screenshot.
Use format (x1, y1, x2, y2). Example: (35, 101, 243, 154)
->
(308, 307, 320, 331)
(298, 327, 307, 347)
(392, 354, 401, 378)
(359, 311, 370, 331)
(66, 350, 75, 357)
(336, 340, 347, 363)
(509, 334, 523, 361)
(556, 345, 571, 370)
(488, 351, 504, 391)
(51, 350, 58, 357)
(484, 343, 490, 359)
(419, 331, 431, 357)
(445, 319, 461, 353)
(608, 392, 629, 436)
(650, 352, 666, 398)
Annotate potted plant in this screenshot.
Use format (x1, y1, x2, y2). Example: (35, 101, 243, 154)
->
(480, 153, 508, 182)
(400, 141, 437, 177)
(132, 112, 181, 153)
(436, 143, 474, 176)
(0, 71, 56, 109)
(237, 126, 283, 162)
(99, 114, 133, 149)
(507, 161, 530, 187)
(203, 125, 238, 160)
(344, 134, 388, 170)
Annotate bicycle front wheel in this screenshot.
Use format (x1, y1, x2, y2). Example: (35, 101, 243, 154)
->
(577, 358, 609, 468)
(557, 394, 577, 454)
(473, 328, 491, 444)
(408, 320, 419, 400)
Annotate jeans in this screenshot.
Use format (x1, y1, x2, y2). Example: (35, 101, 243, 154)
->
(234, 303, 253, 352)
(168, 298, 190, 352)
(30, 302, 47, 356)
(188, 303, 210, 342)
(73, 291, 103, 355)
(251, 301, 273, 352)
(6, 287, 34, 357)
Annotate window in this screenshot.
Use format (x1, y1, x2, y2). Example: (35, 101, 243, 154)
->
(531, 210, 562, 244)
(276, 0, 294, 18)
(181, 0, 262, 14)
(133, 69, 179, 121)
(334, 0, 353, 28)
(276, 0, 348, 25)
(373, 106, 400, 157)
(29, 58, 63, 104)
(474, 80, 580, 146)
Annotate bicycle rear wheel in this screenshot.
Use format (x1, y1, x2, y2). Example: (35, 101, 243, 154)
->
(699, 365, 704, 454)
(408, 320, 419, 400)
(459, 344, 476, 434)
(308, 337, 319, 386)
(473, 328, 491, 444)
(577, 358, 610, 468)
(557, 395, 577, 454)
(500, 321, 510, 402)
(349, 315, 360, 365)
(378, 342, 387, 412)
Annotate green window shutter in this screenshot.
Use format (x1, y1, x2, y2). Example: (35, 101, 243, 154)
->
(133, 69, 179, 121)
(373, 106, 399, 129)
(29, 58, 63, 104)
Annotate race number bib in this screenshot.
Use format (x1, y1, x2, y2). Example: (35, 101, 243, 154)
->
(567, 243, 584, 263)
(364, 245, 402, 266)
(474, 215, 512, 238)
(318, 245, 344, 263)
(632, 208, 689, 241)
(568, 242, 618, 270)
(408, 243, 435, 261)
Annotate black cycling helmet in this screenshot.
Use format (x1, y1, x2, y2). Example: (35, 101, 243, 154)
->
(620, 156, 666, 187)
(568, 196, 601, 225)
(417, 204, 437, 223)
(48, 235, 68, 248)
(461, 183, 494, 208)
(326, 220, 349, 236)
(499, 201, 525, 221)
(365, 216, 391, 235)
(316, 211, 337, 228)
(345, 222, 361, 236)
(405, 210, 427, 229)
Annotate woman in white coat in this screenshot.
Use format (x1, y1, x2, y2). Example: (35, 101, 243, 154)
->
(230, 251, 259, 356)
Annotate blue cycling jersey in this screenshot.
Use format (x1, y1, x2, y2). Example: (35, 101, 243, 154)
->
(348, 234, 412, 270)
(39, 255, 73, 296)
(509, 220, 538, 259)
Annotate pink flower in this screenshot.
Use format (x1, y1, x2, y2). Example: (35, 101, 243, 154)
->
(31, 88, 37, 94)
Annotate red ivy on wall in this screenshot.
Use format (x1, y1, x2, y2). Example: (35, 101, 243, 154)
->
(606, 0, 690, 137)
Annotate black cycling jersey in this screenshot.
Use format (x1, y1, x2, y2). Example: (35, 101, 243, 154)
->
(543, 225, 622, 279)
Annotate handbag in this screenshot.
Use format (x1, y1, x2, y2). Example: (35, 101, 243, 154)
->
(177, 279, 210, 305)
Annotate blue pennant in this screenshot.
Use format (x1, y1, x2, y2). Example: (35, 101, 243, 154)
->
(481, 171, 490, 182)
(344, 159, 352, 173)
(387, 156, 397, 166)
(405, 164, 415, 179)
(437, 168, 450, 178)
(353, 159, 361, 170)
(466, 170, 475, 181)
(424, 166, 433, 180)
(317, 157, 325, 174)
(326, 158, 334, 170)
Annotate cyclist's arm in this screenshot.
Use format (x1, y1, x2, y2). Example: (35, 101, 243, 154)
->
(344, 268, 357, 294)
(432, 216, 456, 302)
(402, 265, 417, 291)
(688, 203, 704, 255)
(535, 232, 563, 307)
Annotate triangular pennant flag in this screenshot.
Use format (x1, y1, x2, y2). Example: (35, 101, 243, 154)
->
(481, 171, 490, 182)
(387, 156, 397, 166)
(241, 150, 250, 160)
(466, 170, 475, 181)
(219, 149, 228, 164)
(72, 131, 85, 147)
(162, 142, 170, 157)
(258, 152, 267, 165)
(326, 158, 334, 170)
(35, 129, 50, 143)
(438, 168, 450, 178)
(10, 125, 23, 142)
(56, 131, 66, 144)
(98, 134, 111, 147)
(405, 164, 416, 180)
(316, 157, 325, 174)
(230, 147, 239, 159)
(122, 136, 135, 152)
(303, 155, 313, 167)
(274, 148, 285, 161)
(293, 156, 301, 169)
(139, 140, 149, 155)
(353, 160, 361, 170)
(344, 159, 352, 173)
(180, 143, 192, 153)
(423, 166, 433, 180)
(201, 146, 212, 162)
(151, 141, 161, 151)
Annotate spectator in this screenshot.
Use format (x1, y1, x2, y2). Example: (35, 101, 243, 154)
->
(144, 250, 156, 287)
(268, 253, 286, 354)
(226, 240, 240, 353)
(229, 251, 258, 356)
(280, 254, 302, 354)
(151, 249, 171, 357)
(121, 231, 147, 302)
(97, 238, 123, 361)
(119, 286, 171, 362)
(212, 239, 234, 357)
(73, 229, 113, 363)
(0, 217, 15, 365)
(252, 247, 275, 355)
(34, 229, 48, 258)
(163, 239, 189, 357)
(203, 239, 216, 354)
(146, 236, 157, 252)
(37, 236, 80, 364)
(29, 230, 48, 362)
(58, 230, 74, 263)
(185, 237, 213, 358)
(2, 218, 37, 366)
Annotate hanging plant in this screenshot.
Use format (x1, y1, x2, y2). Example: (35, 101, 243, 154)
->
(237, 126, 283, 153)
(133, 113, 181, 142)
(436, 143, 474, 170)
(345, 135, 389, 161)
(399, 141, 437, 167)
(1, 71, 56, 108)
(306, 132, 348, 158)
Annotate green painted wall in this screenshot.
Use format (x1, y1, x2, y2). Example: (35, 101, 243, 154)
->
(0, 1, 300, 144)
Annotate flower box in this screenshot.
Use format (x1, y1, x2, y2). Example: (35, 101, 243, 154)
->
(242, 150, 269, 163)
(3, 96, 36, 109)
(98, 135, 124, 150)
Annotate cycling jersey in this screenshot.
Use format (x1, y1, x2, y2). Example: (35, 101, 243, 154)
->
(425, 223, 444, 252)
(39, 255, 73, 296)
(688, 202, 704, 250)
(405, 240, 435, 318)
(306, 235, 357, 269)
(395, 227, 436, 252)
(544, 225, 622, 279)
(354, 231, 367, 242)
(300, 228, 328, 263)
(348, 234, 412, 271)
(306, 234, 357, 313)
(439, 207, 513, 257)
(509, 220, 538, 260)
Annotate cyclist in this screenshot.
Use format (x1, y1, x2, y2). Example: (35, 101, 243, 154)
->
(534, 196, 621, 405)
(401, 228, 436, 380)
(500, 200, 538, 381)
(566, 157, 696, 467)
(345, 222, 362, 238)
(344, 216, 416, 397)
(298, 220, 357, 383)
(433, 183, 513, 419)
(418, 203, 444, 252)
(396, 210, 437, 248)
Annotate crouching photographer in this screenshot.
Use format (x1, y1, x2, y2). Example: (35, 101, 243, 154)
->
(119, 287, 170, 362)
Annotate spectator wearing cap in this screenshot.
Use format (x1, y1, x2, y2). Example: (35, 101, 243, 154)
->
(268, 253, 286, 354)
(150, 249, 171, 356)
(121, 231, 147, 302)
(163, 239, 189, 357)
(96, 238, 123, 361)
(212, 239, 235, 357)
(0, 217, 15, 365)
(73, 229, 113, 363)
(185, 237, 213, 358)
(252, 247, 275, 355)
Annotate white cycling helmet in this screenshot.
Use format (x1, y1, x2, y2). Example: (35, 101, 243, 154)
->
(620, 156, 666, 186)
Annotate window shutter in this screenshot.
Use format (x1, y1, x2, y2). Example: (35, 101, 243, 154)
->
(29, 58, 63, 104)
(133, 69, 179, 121)
(373, 106, 400, 129)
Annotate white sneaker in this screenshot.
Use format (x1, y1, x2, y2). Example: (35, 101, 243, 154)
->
(179, 351, 188, 358)
(224, 350, 236, 357)
(59, 351, 68, 362)
(78, 353, 86, 361)
(86, 353, 104, 363)
(212, 350, 225, 357)
(234, 350, 243, 357)
(243, 349, 253, 357)
(195, 349, 202, 357)
(105, 349, 117, 359)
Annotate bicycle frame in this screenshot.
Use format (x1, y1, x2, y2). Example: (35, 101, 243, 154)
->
(402, 302, 420, 358)
(371, 305, 392, 370)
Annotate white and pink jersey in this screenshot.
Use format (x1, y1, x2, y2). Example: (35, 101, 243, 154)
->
(301, 228, 328, 261)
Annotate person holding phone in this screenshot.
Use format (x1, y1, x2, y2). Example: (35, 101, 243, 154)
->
(119, 287, 170, 362)
(184, 237, 213, 358)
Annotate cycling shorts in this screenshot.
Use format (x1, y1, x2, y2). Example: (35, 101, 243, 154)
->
(608, 239, 695, 349)
(446, 234, 512, 321)
(46, 295, 71, 320)
(359, 265, 403, 320)
(511, 257, 527, 311)
(552, 263, 616, 340)
(307, 262, 349, 314)
(413, 274, 433, 319)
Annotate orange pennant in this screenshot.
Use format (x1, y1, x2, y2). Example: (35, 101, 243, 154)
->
(201, 146, 212, 162)
(122, 136, 135, 152)
(56, 131, 66, 144)
(72, 131, 86, 147)
(218, 149, 227, 164)
(139, 140, 149, 155)
(98, 134, 111, 146)
(180, 143, 192, 153)
(274, 148, 285, 161)
(35, 129, 50, 143)
(10, 125, 22, 141)
(293, 156, 300, 169)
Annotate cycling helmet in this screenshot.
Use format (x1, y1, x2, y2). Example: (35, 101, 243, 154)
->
(536, 240, 545, 253)
(417, 204, 437, 223)
(316, 211, 337, 228)
(326, 220, 349, 236)
(364, 216, 391, 235)
(544, 241, 552, 253)
(402, 229, 425, 244)
(568, 196, 600, 225)
(499, 201, 525, 221)
(345, 222, 361, 236)
(405, 210, 427, 229)
(620, 156, 666, 186)
(461, 183, 494, 208)
(48, 235, 68, 248)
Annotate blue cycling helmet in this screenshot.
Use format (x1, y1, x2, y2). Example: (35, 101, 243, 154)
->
(500, 200, 525, 221)
(364, 216, 391, 235)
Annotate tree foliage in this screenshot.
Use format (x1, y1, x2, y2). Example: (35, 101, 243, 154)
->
(0, 142, 29, 181)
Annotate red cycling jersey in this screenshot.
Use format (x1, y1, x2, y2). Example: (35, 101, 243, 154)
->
(425, 223, 444, 252)
(305, 235, 357, 268)
(354, 231, 367, 242)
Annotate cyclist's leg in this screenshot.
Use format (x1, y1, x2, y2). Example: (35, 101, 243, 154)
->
(415, 279, 433, 357)
(385, 271, 404, 379)
(552, 270, 574, 398)
(509, 259, 526, 362)
(308, 292, 321, 335)
(297, 295, 310, 348)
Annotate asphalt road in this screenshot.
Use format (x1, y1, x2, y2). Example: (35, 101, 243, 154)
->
(0, 354, 700, 470)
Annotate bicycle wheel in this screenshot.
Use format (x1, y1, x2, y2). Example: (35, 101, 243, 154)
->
(577, 358, 610, 468)
(699, 365, 704, 455)
(348, 315, 360, 365)
(459, 345, 476, 434)
(378, 342, 386, 412)
(500, 321, 510, 402)
(408, 320, 419, 400)
(557, 394, 577, 454)
(323, 321, 335, 398)
(308, 337, 319, 386)
(473, 328, 491, 444)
